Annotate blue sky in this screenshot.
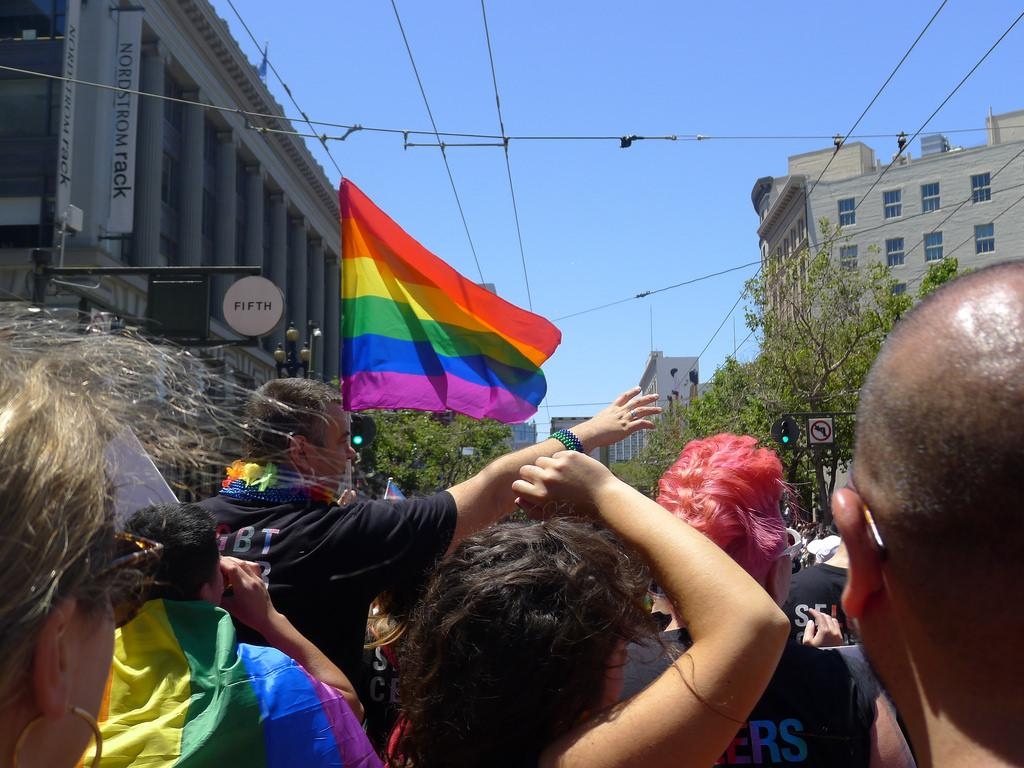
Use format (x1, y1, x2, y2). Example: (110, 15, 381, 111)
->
(209, 0, 1023, 435)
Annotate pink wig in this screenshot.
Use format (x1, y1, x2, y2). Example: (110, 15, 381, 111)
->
(657, 434, 787, 583)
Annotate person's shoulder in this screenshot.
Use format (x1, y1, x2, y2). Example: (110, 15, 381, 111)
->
(776, 642, 878, 698)
(335, 490, 457, 519)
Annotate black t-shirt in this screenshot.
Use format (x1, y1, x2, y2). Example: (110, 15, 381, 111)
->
(200, 492, 457, 679)
(783, 563, 854, 643)
(359, 633, 401, 754)
(623, 633, 877, 768)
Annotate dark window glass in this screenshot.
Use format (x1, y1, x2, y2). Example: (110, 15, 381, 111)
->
(971, 173, 991, 203)
(886, 237, 905, 267)
(839, 244, 858, 269)
(838, 197, 856, 226)
(975, 223, 995, 254)
(0, 80, 50, 137)
(883, 189, 902, 219)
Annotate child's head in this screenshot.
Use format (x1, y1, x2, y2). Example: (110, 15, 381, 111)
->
(124, 503, 222, 602)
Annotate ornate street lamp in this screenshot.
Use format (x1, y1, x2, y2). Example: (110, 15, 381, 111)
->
(274, 321, 310, 378)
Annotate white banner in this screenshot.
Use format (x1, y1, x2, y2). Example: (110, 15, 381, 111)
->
(55, 0, 82, 222)
(106, 8, 144, 233)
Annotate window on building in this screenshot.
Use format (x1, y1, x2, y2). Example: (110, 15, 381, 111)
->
(974, 223, 995, 254)
(201, 189, 216, 239)
(797, 218, 806, 241)
(839, 244, 858, 269)
(160, 233, 179, 265)
(164, 80, 183, 133)
(892, 283, 907, 296)
(971, 173, 991, 203)
(0, 79, 52, 137)
(0, 1, 65, 40)
(783, 237, 790, 256)
(838, 198, 856, 226)
(924, 231, 943, 262)
(204, 122, 218, 164)
(921, 182, 940, 212)
(883, 189, 902, 219)
(160, 153, 179, 210)
(886, 237, 905, 267)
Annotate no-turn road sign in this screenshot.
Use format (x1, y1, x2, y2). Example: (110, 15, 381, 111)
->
(807, 417, 834, 446)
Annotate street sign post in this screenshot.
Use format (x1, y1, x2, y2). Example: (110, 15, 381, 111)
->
(807, 417, 835, 446)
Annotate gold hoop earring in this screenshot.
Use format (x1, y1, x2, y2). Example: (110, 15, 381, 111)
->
(13, 706, 102, 768)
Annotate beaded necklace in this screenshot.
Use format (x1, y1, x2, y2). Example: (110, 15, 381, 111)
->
(219, 460, 335, 504)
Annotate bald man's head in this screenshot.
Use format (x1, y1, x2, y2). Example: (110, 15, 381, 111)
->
(855, 261, 1024, 610)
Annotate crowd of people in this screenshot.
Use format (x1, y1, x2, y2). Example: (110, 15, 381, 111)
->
(2, 260, 1022, 768)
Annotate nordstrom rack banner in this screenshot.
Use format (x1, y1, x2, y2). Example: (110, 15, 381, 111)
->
(55, 0, 81, 221)
(106, 8, 144, 233)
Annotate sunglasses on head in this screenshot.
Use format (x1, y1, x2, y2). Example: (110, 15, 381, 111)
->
(101, 532, 163, 627)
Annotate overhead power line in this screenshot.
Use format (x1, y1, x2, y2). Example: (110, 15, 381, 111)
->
(853, 6, 1024, 216)
(480, 0, 534, 310)
(554, 260, 760, 321)
(390, 0, 486, 284)
(222, 0, 345, 181)
(1, 64, 1016, 152)
(808, 0, 948, 195)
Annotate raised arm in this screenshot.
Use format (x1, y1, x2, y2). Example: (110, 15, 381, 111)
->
(513, 452, 789, 768)
(219, 557, 364, 721)
(444, 387, 660, 554)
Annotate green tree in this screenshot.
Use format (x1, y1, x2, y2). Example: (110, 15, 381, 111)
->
(744, 221, 911, 521)
(917, 256, 962, 299)
(359, 411, 511, 497)
(611, 399, 689, 497)
(633, 222, 911, 522)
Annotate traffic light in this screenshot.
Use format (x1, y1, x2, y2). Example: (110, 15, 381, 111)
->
(350, 413, 376, 450)
(771, 416, 800, 449)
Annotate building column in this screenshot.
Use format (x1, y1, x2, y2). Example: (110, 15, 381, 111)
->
(324, 253, 340, 384)
(267, 192, 288, 350)
(287, 216, 308, 341)
(179, 89, 203, 267)
(132, 42, 165, 266)
(244, 164, 263, 267)
(212, 130, 237, 318)
(307, 238, 325, 377)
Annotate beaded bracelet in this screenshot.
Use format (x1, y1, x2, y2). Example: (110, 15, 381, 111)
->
(550, 428, 584, 453)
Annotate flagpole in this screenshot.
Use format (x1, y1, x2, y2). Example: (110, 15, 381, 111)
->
(339, 177, 352, 494)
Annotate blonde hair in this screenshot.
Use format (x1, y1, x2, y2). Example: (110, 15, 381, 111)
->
(0, 306, 238, 704)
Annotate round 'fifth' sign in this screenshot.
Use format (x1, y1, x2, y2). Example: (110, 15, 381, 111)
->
(807, 417, 835, 446)
(223, 276, 285, 337)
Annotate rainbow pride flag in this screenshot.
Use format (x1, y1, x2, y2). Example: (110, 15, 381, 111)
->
(340, 179, 561, 423)
(91, 599, 381, 767)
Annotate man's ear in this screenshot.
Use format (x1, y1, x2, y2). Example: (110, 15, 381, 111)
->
(287, 434, 309, 471)
(31, 597, 76, 717)
(832, 487, 884, 618)
(766, 554, 792, 607)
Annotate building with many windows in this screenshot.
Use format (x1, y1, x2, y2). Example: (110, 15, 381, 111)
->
(0, 0, 340, 384)
(752, 108, 1024, 294)
(608, 350, 699, 463)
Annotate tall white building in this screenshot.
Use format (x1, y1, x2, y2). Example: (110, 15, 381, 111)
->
(609, 350, 699, 463)
(0, 0, 340, 385)
(752, 108, 1024, 293)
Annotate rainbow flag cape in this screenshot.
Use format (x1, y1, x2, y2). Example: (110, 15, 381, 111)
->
(340, 178, 561, 423)
(91, 599, 381, 768)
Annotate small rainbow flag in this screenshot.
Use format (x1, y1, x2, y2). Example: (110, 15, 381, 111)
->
(383, 477, 406, 501)
(340, 179, 561, 423)
(91, 599, 381, 767)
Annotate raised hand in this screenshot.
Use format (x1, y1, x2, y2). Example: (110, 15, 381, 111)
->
(570, 386, 662, 451)
(513, 451, 617, 514)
